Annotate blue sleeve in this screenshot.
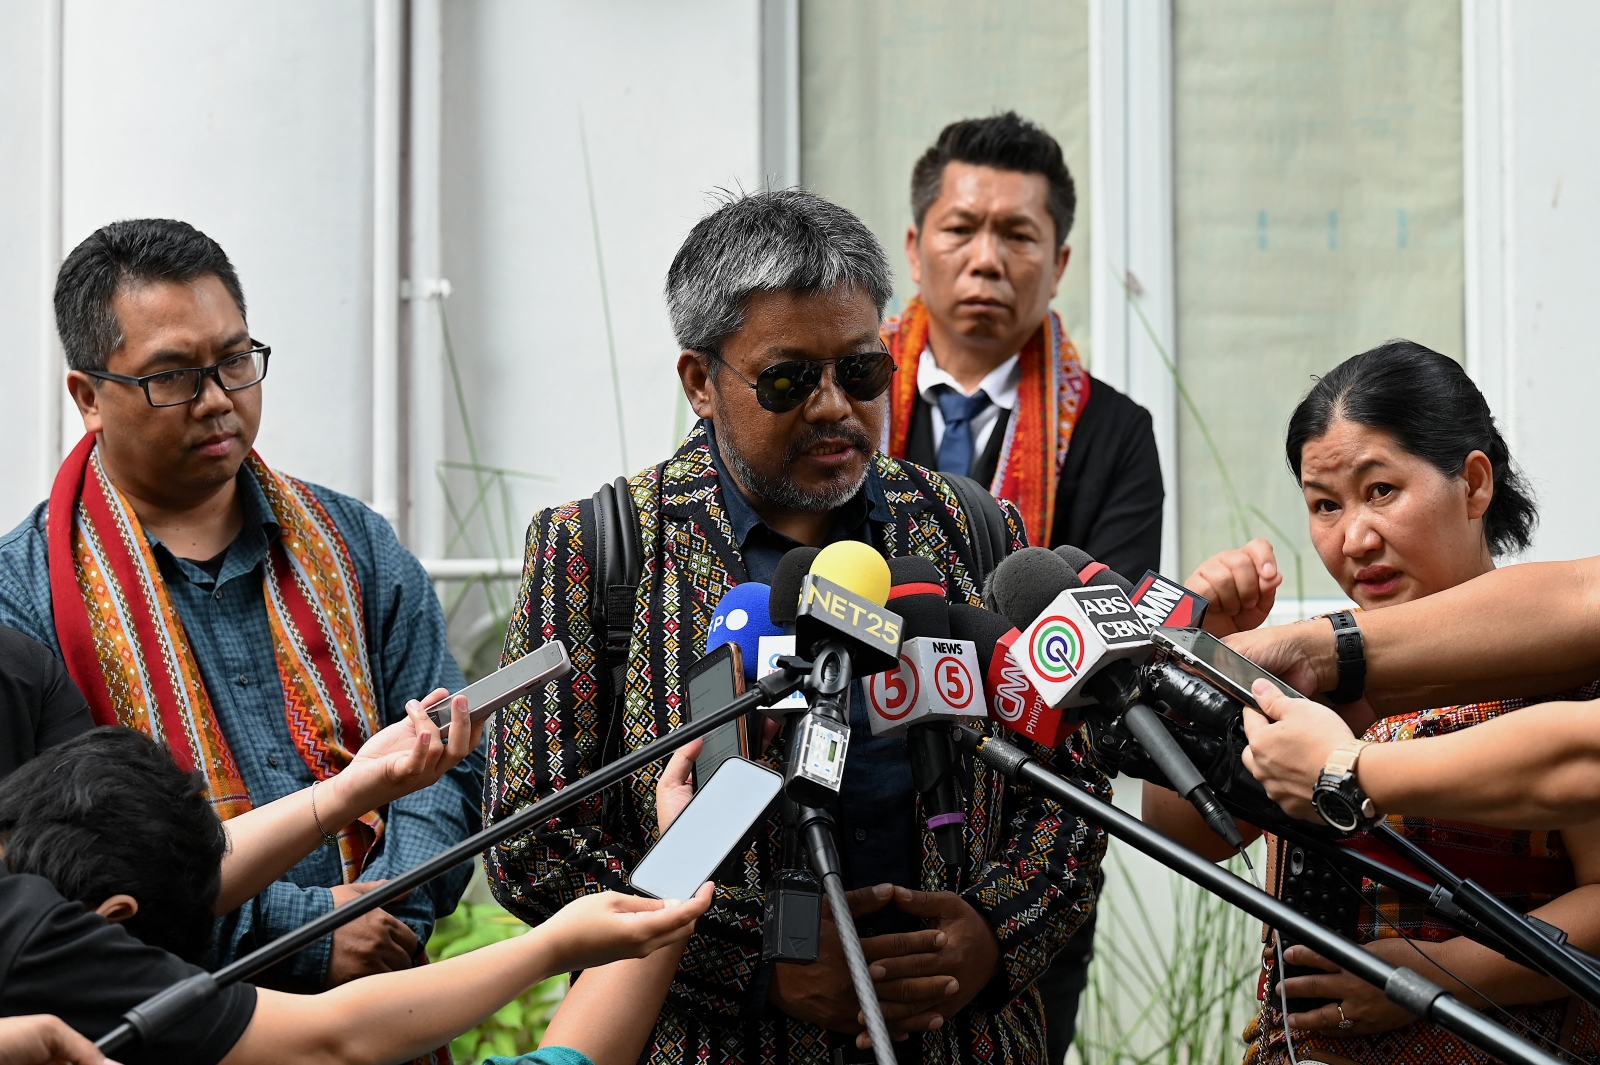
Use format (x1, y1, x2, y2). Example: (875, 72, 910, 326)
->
(485, 1048, 596, 1065)
(210, 880, 339, 982)
(0, 505, 65, 656)
(325, 494, 482, 947)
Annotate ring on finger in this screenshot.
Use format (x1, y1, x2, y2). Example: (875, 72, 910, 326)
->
(1336, 1004, 1354, 1031)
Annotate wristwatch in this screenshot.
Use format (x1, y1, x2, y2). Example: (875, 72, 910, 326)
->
(1312, 738, 1378, 834)
(1323, 610, 1366, 705)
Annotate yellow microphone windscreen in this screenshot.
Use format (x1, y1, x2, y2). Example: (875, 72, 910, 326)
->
(809, 541, 891, 606)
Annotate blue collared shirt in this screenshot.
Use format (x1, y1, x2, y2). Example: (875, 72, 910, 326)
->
(704, 423, 919, 905)
(0, 466, 482, 985)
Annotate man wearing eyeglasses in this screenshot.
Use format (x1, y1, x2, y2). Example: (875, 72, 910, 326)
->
(0, 219, 482, 1005)
(485, 190, 1107, 1065)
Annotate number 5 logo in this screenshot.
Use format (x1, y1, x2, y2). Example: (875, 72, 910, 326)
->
(867, 654, 919, 721)
(934, 656, 974, 709)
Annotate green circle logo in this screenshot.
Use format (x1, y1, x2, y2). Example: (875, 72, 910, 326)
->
(1028, 616, 1084, 681)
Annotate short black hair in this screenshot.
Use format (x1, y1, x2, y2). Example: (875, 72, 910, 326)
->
(0, 727, 226, 963)
(1285, 340, 1538, 558)
(910, 111, 1077, 248)
(54, 218, 246, 372)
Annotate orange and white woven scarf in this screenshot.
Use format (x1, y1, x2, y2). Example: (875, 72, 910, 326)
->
(884, 296, 1089, 545)
(47, 432, 384, 881)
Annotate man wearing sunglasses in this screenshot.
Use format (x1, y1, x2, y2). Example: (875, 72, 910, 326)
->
(485, 190, 1107, 1065)
(886, 112, 1166, 1064)
(0, 219, 482, 1007)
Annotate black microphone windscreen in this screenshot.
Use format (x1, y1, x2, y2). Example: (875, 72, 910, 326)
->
(886, 556, 950, 640)
(947, 603, 1015, 672)
(983, 547, 1080, 629)
(768, 546, 821, 628)
(1054, 544, 1135, 595)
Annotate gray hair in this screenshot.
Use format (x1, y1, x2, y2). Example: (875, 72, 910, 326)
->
(665, 189, 894, 353)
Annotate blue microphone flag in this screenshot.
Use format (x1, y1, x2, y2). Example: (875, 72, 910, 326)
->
(706, 582, 784, 679)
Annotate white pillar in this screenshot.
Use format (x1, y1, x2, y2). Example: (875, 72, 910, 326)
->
(407, 0, 446, 558)
(371, 0, 403, 526)
(38, 0, 62, 494)
(1089, 0, 1178, 574)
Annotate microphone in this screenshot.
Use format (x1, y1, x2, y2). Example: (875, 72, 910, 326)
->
(946, 603, 1069, 748)
(759, 548, 822, 716)
(1056, 545, 1213, 630)
(993, 548, 1245, 850)
(871, 557, 983, 868)
(707, 582, 784, 679)
(778, 543, 904, 806)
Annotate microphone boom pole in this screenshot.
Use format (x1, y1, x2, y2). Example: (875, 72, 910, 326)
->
(97, 667, 810, 1057)
(950, 725, 1566, 1065)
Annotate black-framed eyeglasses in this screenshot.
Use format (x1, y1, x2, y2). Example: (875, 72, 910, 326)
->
(85, 344, 271, 408)
(702, 349, 896, 413)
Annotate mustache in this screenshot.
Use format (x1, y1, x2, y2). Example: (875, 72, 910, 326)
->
(783, 422, 874, 466)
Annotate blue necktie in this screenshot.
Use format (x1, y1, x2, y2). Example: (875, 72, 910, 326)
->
(934, 386, 993, 477)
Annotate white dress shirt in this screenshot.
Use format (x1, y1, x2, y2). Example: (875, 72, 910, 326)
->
(916, 348, 1022, 462)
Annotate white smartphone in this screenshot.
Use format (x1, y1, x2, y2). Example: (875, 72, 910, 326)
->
(629, 757, 783, 901)
(1151, 627, 1299, 708)
(428, 640, 571, 739)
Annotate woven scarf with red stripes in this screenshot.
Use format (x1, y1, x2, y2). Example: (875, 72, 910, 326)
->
(47, 433, 384, 881)
(884, 296, 1089, 546)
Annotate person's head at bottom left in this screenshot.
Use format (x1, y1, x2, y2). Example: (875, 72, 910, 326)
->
(0, 727, 223, 963)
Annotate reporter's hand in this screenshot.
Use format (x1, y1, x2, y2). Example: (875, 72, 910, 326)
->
(1226, 622, 1333, 697)
(326, 881, 419, 986)
(655, 738, 701, 833)
(541, 884, 713, 972)
(1186, 539, 1281, 636)
(0, 1015, 114, 1065)
(1277, 943, 1414, 1035)
(857, 888, 1001, 1047)
(1242, 681, 1357, 821)
(338, 691, 481, 812)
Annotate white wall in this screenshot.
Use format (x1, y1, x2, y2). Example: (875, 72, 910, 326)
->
(436, 1, 762, 557)
(1465, 0, 1600, 563)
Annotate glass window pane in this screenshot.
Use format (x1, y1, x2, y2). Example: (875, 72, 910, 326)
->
(1173, 0, 1463, 599)
(800, 0, 1092, 348)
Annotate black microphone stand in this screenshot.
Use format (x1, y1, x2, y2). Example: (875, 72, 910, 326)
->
(949, 724, 1566, 1065)
(96, 666, 811, 1057)
(784, 644, 896, 1065)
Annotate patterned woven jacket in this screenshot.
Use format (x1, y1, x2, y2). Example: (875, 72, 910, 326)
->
(485, 425, 1109, 1065)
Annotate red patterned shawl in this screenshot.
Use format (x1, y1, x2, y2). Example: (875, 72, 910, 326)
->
(47, 433, 384, 881)
(884, 296, 1089, 545)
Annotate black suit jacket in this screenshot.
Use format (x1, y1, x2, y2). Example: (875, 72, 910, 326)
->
(905, 375, 1165, 578)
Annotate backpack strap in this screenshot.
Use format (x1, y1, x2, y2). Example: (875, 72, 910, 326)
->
(941, 473, 1013, 588)
(592, 476, 643, 762)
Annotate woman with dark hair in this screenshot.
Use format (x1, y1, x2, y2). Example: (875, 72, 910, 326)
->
(1145, 339, 1600, 1065)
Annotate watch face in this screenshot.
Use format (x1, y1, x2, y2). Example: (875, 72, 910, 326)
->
(1314, 790, 1361, 833)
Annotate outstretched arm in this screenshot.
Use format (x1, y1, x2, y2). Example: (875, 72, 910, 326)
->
(1227, 557, 1600, 711)
(216, 693, 482, 914)
(220, 888, 712, 1065)
(1242, 681, 1600, 828)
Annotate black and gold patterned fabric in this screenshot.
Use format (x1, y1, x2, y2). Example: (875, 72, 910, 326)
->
(485, 423, 1109, 1065)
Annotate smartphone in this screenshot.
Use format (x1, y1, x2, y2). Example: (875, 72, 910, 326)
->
(629, 756, 783, 900)
(686, 643, 747, 788)
(1150, 628, 1299, 709)
(428, 640, 571, 739)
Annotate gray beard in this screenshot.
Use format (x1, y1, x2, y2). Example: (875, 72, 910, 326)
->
(719, 431, 866, 514)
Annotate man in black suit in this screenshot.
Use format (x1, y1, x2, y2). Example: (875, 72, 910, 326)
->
(884, 111, 1165, 1063)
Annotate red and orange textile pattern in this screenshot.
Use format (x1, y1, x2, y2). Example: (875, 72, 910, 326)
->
(883, 295, 1089, 546)
(46, 432, 384, 882)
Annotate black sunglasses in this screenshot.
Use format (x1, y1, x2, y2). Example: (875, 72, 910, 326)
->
(703, 349, 896, 413)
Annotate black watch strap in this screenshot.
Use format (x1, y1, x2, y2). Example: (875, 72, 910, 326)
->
(1324, 610, 1366, 705)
